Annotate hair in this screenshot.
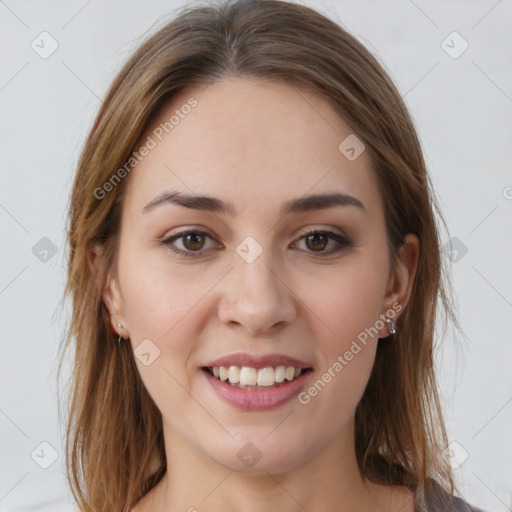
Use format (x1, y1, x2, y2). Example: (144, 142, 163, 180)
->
(58, 0, 464, 510)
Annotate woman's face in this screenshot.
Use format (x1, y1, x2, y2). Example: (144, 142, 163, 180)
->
(101, 77, 416, 474)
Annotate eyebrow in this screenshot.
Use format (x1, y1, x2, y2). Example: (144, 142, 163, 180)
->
(142, 190, 365, 216)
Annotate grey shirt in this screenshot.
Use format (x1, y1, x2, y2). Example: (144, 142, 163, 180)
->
(441, 495, 487, 512)
(415, 480, 488, 512)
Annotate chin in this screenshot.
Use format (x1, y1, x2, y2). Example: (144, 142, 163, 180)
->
(214, 451, 306, 475)
(205, 433, 314, 475)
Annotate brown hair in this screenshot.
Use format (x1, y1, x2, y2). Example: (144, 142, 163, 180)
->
(58, 0, 463, 510)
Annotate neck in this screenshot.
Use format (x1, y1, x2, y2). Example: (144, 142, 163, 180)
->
(145, 419, 389, 512)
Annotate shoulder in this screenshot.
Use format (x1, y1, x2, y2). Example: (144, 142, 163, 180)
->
(421, 479, 489, 512)
(449, 495, 488, 512)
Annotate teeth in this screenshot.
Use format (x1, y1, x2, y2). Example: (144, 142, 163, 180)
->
(275, 365, 286, 382)
(257, 367, 275, 386)
(227, 366, 240, 384)
(239, 367, 257, 386)
(209, 365, 306, 387)
(285, 366, 295, 381)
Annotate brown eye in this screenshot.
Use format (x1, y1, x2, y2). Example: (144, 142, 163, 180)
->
(182, 233, 206, 251)
(161, 230, 218, 258)
(294, 229, 352, 256)
(305, 233, 329, 252)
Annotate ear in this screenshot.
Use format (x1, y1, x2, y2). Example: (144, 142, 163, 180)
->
(88, 242, 128, 338)
(378, 233, 419, 336)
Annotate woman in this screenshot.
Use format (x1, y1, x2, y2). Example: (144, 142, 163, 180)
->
(59, 0, 487, 511)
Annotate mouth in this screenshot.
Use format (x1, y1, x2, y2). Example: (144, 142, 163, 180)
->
(202, 365, 313, 390)
(201, 364, 314, 410)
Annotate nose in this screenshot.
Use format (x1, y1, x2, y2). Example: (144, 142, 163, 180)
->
(218, 248, 297, 337)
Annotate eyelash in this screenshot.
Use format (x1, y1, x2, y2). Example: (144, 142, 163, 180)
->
(160, 228, 353, 259)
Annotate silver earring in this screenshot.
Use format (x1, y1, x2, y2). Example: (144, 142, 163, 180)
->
(385, 317, 396, 335)
(116, 323, 124, 344)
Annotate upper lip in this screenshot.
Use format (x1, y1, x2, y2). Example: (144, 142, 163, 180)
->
(204, 353, 313, 370)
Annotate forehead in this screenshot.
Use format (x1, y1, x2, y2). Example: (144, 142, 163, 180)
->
(124, 77, 382, 220)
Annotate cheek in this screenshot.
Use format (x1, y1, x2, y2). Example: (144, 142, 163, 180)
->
(295, 258, 383, 410)
(299, 256, 386, 344)
(117, 251, 225, 405)
(118, 256, 210, 418)
(119, 247, 209, 341)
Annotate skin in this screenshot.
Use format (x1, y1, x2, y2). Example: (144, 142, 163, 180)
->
(91, 77, 419, 512)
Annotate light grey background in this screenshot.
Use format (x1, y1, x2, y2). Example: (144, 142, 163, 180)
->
(1, 1, 511, 511)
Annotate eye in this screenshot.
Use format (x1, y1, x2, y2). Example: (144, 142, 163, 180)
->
(293, 229, 352, 256)
(160, 229, 218, 258)
(160, 228, 352, 259)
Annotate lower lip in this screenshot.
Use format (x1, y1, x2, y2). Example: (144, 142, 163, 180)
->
(202, 369, 312, 411)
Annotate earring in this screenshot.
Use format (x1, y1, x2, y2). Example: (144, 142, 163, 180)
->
(116, 322, 124, 344)
(385, 317, 396, 335)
